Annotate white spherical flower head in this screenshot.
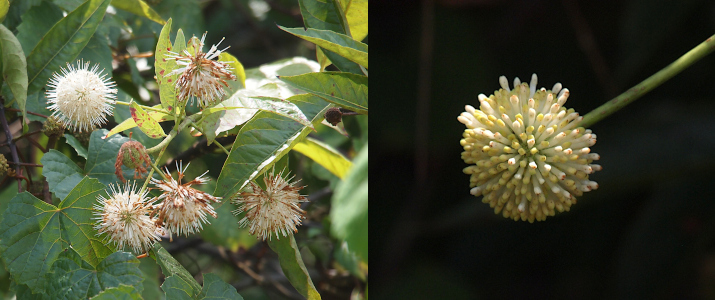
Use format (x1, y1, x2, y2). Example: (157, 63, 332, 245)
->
(151, 161, 221, 237)
(232, 168, 308, 241)
(458, 74, 601, 222)
(93, 182, 162, 254)
(167, 32, 237, 107)
(46, 60, 117, 132)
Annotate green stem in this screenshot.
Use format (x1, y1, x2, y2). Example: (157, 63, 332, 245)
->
(580, 33, 715, 128)
(146, 113, 201, 155)
(188, 121, 230, 155)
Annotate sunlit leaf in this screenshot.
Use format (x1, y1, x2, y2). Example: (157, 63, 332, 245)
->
(155, 18, 180, 113)
(279, 71, 367, 114)
(214, 94, 330, 199)
(341, 0, 368, 41)
(0, 0, 9, 22)
(111, 0, 165, 25)
(219, 51, 245, 90)
(292, 137, 351, 179)
(278, 26, 367, 68)
(26, 0, 111, 94)
(130, 100, 167, 139)
(267, 235, 321, 300)
(105, 104, 172, 140)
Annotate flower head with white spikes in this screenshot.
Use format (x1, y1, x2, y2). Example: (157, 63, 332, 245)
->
(93, 182, 162, 254)
(232, 168, 308, 240)
(167, 32, 236, 107)
(151, 162, 221, 237)
(458, 74, 601, 222)
(46, 60, 117, 132)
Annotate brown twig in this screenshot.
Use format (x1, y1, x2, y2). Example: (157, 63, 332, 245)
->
(7, 162, 43, 167)
(0, 96, 23, 191)
(6, 108, 49, 118)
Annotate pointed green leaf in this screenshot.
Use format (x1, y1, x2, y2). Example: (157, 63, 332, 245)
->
(91, 284, 143, 300)
(151, 243, 201, 298)
(0, 25, 28, 126)
(292, 137, 351, 179)
(111, 0, 165, 25)
(40, 149, 84, 200)
(279, 71, 367, 114)
(155, 18, 179, 112)
(279, 26, 367, 68)
(162, 275, 194, 300)
(45, 248, 143, 299)
(26, 0, 111, 94)
(0, 192, 66, 292)
(198, 273, 243, 300)
(64, 133, 88, 159)
(331, 144, 367, 263)
(58, 176, 116, 266)
(268, 235, 321, 300)
(130, 101, 166, 139)
(214, 94, 330, 198)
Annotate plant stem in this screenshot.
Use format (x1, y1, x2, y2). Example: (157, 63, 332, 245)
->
(115, 100, 169, 114)
(580, 33, 715, 128)
(188, 121, 230, 155)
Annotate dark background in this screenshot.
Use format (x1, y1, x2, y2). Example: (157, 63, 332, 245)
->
(373, 0, 715, 298)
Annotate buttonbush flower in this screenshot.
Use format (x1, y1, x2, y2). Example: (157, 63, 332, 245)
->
(93, 182, 162, 254)
(167, 32, 236, 107)
(151, 162, 221, 237)
(46, 60, 117, 132)
(232, 168, 308, 240)
(458, 74, 601, 222)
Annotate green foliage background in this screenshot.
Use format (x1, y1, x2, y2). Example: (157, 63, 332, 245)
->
(0, 0, 367, 299)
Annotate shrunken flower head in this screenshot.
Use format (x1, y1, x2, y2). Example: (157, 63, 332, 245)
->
(151, 162, 221, 237)
(94, 182, 162, 254)
(167, 32, 236, 107)
(232, 169, 308, 241)
(458, 74, 601, 222)
(46, 60, 117, 132)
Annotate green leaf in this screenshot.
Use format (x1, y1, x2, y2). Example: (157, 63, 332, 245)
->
(267, 235, 321, 300)
(25, 0, 111, 94)
(278, 26, 367, 68)
(0, 25, 28, 126)
(105, 104, 172, 140)
(0, 0, 9, 22)
(279, 71, 367, 114)
(0, 192, 66, 292)
(41, 149, 84, 200)
(151, 243, 201, 298)
(292, 137, 351, 179)
(214, 94, 330, 198)
(154, 18, 179, 113)
(85, 129, 133, 186)
(58, 176, 117, 266)
(77, 31, 113, 78)
(16, 2, 64, 55)
(330, 143, 367, 263)
(341, 0, 368, 41)
(45, 248, 143, 299)
(64, 133, 88, 159)
(24, 91, 52, 122)
(111, 0, 165, 25)
(130, 100, 167, 139)
(91, 285, 143, 300)
(162, 276, 194, 300)
(297, 0, 362, 73)
(219, 51, 245, 90)
(198, 273, 243, 300)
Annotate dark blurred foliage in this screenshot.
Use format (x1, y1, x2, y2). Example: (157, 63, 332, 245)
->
(374, 0, 715, 298)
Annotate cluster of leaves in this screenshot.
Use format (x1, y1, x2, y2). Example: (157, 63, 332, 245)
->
(0, 0, 366, 299)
